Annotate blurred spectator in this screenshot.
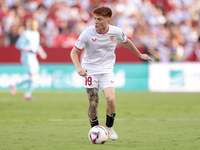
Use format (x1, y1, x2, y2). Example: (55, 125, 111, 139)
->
(169, 37, 184, 61)
(194, 37, 200, 61)
(7, 25, 19, 45)
(0, 0, 200, 62)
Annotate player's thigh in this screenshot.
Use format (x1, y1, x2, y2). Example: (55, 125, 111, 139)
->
(99, 73, 115, 91)
(103, 87, 115, 101)
(85, 88, 99, 102)
(99, 73, 115, 101)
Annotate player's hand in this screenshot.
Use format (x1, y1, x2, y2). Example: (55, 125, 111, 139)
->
(38, 50, 47, 59)
(139, 54, 152, 61)
(77, 67, 87, 77)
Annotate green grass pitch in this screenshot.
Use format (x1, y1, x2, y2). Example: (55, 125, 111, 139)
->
(0, 91, 200, 150)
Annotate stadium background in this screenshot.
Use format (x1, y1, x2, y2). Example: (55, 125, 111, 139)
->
(0, 0, 200, 92)
(1, 1, 200, 150)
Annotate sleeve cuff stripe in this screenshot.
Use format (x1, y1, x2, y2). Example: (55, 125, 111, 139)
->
(75, 46, 83, 51)
(122, 38, 128, 44)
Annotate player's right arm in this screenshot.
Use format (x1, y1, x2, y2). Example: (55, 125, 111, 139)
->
(71, 29, 88, 77)
(15, 31, 33, 53)
(70, 47, 87, 77)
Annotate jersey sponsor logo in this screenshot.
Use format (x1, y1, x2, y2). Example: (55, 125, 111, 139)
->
(110, 80, 114, 83)
(92, 38, 97, 42)
(110, 36, 115, 41)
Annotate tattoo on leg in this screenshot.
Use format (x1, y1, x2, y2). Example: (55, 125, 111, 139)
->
(86, 88, 99, 120)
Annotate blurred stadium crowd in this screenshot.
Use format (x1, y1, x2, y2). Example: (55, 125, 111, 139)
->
(0, 0, 200, 61)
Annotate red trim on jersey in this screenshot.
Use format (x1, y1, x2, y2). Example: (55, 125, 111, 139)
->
(122, 38, 128, 44)
(96, 25, 109, 34)
(74, 46, 83, 51)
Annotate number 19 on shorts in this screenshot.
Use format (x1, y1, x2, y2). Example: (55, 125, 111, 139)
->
(85, 76, 92, 86)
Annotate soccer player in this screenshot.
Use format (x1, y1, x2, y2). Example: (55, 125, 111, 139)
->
(10, 19, 47, 100)
(70, 6, 152, 140)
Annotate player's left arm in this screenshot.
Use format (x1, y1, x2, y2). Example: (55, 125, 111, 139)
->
(37, 45, 47, 59)
(123, 39, 152, 61)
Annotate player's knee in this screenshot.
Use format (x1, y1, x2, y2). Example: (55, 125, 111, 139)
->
(106, 96, 115, 105)
(89, 101, 98, 109)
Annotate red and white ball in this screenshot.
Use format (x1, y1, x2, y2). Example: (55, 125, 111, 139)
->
(88, 125, 108, 144)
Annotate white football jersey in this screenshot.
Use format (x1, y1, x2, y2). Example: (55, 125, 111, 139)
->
(75, 25, 127, 75)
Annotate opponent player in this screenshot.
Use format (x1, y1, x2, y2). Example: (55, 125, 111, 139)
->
(70, 6, 152, 140)
(10, 19, 47, 100)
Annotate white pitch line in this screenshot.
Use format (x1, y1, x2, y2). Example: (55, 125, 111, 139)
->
(0, 110, 86, 114)
(166, 118, 200, 121)
(49, 118, 130, 122)
(1, 118, 200, 122)
(0, 119, 23, 122)
(48, 118, 200, 122)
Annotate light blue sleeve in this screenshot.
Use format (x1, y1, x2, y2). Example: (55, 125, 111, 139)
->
(38, 44, 42, 51)
(15, 31, 30, 51)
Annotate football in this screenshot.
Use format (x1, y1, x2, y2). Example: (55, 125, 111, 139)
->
(88, 125, 108, 144)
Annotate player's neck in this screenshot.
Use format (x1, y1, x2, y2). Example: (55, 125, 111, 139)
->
(96, 25, 109, 34)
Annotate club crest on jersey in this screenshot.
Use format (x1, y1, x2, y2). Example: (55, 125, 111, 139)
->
(110, 36, 115, 41)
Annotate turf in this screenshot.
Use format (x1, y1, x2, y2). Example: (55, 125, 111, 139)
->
(0, 91, 200, 150)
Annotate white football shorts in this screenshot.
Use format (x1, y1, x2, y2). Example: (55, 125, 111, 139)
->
(83, 73, 115, 90)
(23, 62, 39, 75)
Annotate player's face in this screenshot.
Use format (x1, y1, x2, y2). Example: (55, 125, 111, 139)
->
(31, 20, 39, 31)
(94, 15, 109, 33)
